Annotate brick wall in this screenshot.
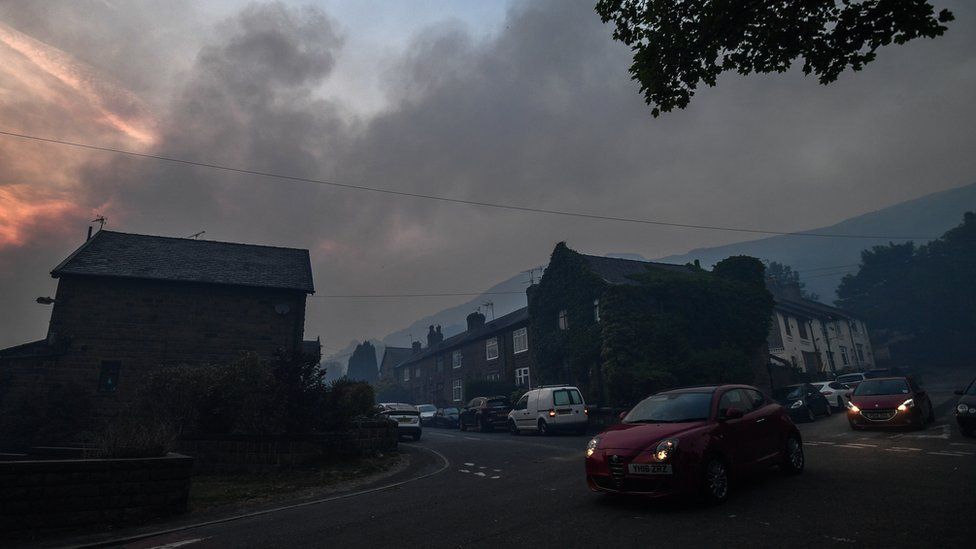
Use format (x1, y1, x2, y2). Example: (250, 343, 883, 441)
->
(174, 419, 398, 472)
(0, 452, 193, 533)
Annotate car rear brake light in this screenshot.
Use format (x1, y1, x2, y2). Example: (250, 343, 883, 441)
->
(548, 409, 556, 417)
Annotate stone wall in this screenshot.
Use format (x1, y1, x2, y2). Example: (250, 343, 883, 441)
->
(175, 419, 398, 472)
(0, 452, 193, 533)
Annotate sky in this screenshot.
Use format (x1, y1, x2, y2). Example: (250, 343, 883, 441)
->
(1, 0, 974, 353)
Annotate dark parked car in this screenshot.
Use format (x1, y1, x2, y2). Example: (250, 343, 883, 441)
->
(847, 376, 934, 430)
(585, 385, 803, 503)
(459, 396, 512, 432)
(772, 383, 831, 422)
(434, 407, 460, 428)
(953, 378, 976, 437)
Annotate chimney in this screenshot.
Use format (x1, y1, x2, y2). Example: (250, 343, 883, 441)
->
(87, 226, 92, 241)
(426, 325, 437, 347)
(466, 311, 486, 331)
(412, 341, 422, 354)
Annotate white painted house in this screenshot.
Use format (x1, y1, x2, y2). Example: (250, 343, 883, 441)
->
(767, 296, 874, 374)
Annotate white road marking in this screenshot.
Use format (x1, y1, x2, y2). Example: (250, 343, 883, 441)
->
(490, 475, 501, 479)
(950, 442, 976, 447)
(838, 444, 870, 449)
(464, 437, 479, 441)
(824, 536, 856, 544)
(891, 447, 922, 452)
(479, 466, 486, 469)
(901, 425, 951, 440)
(492, 468, 501, 472)
(844, 443, 877, 448)
(460, 469, 471, 473)
(464, 462, 475, 466)
(474, 472, 486, 477)
(145, 539, 208, 549)
(808, 441, 835, 445)
(927, 451, 967, 457)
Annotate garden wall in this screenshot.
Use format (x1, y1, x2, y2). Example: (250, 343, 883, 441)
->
(175, 419, 398, 472)
(0, 452, 193, 533)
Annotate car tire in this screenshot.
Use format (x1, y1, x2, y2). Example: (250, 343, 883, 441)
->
(837, 396, 844, 409)
(479, 416, 491, 433)
(926, 402, 935, 424)
(701, 458, 729, 505)
(459, 417, 467, 431)
(782, 435, 804, 475)
(824, 403, 832, 416)
(912, 410, 926, 430)
(509, 420, 519, 435)
(806, 407, 815, 422)
(538, 419, 550, 436)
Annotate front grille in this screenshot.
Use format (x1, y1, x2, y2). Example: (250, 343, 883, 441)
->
(592, 475, 671, 493)
(861, 408, 897, 421)
(608, 455, 625, 487)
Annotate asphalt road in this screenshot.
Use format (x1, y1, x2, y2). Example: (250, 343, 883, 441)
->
(72, 387, 976, 549)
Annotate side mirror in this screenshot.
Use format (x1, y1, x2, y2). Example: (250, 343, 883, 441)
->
(722, 408, 744, 421)
(618, 411, 628, 420)
(956, 390, 965, 396)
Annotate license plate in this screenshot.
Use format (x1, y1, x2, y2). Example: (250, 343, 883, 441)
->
(627, 463, 672, 475)
(397, 417, 412, 423)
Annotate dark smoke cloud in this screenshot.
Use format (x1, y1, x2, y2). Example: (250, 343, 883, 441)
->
(1, 0, 974, 350)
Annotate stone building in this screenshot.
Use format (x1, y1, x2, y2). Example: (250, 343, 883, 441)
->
(767, 294, 875, 374)
(0, 230, 316, 422)
(393, 309, 534, 406)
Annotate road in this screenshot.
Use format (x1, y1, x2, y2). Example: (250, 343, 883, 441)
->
(78, 388, 976, 549)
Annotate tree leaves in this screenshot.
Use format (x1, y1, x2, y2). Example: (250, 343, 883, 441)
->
(595, 0, 954, 116)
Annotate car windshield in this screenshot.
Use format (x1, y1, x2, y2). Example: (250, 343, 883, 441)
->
(624, 392, 712, 423)
(837, 374, 862, 383)
(966, 381, 976, 396)
(442, 407, 459, 414)
(417, 405, 436, 412)
(486, 398, 510, 408)
(853, 379, 910, 396)
(773, 386, 804, 400)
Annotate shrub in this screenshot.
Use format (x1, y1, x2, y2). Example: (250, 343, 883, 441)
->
(323, 378, 376, 424)
(86, 416, 175, 459)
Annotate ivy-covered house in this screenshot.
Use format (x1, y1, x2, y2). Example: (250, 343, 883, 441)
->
(528, 243, 773, 407)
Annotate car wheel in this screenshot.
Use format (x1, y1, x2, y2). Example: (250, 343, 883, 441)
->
(837, 396, 844, 409)
(538, 419, 550, 436)
(849, 421, 861, 431)
(479, 416, 491, 433)
(509, 420, 519, 435)
(926, 402, 935, 424)
(459, 417, 467, 431)
(806, 407, 815, 422)
(782, 436, 804, 475)
(912, 410, 926, 430)
(702, 458, 729, 504)
(824, 402, 832, 416)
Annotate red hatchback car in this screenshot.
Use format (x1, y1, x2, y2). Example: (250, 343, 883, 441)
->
(846, 376, 934, 430)
(585, 385, 804, 504)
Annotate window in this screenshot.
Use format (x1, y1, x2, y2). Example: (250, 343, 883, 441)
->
(436, 356, 444, 373)
(452, 350, 462, 369)
(403, 367, 410, 382)
(514, 395, 528, 410)
(515, 367, 531, 387)
(452, 379, 463, 402)
(485, 372, 500, 381)
(783, 315, 792, 336)
(839, 346, 850, 366)
(851, 321, 859, 333)
(558, 309, 568, 330)
(98, 361, 121, 393)
(797, 320, 809, 340)
(744, 389, 765, 412)
(512, 327, 528, 354)
(718, 389, 747, 416)
(554, 389, 583, 406)
(856, 343, 865, 362)
(414, 367, 422, 379)
(593, 299, 601, 322)
(486, 337, 499, 361)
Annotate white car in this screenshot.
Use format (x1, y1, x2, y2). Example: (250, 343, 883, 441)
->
(417, 404, 437, 426)
(813, 381, 852, 409)
(835, 372, 868, 390)
(379, 402, 422, 441)
(508, 385, 588, 435)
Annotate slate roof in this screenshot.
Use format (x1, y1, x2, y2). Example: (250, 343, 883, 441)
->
(381, 346, 414, 368)
(51, 231, 314, 293)
(395, 307, 529, 369)
(581, 254, 693, 285)
(774, 296, 855, 321)
(0, 339, 60, 359)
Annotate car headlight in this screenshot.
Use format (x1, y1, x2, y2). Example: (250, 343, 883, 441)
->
(790, 400, 804, 409)
(958, 403, 976, 415)
(846, 401, 860, 413)
(897, 399, 914, 412)
(586, 436, 600, 458)
(655, 438, 679, 462)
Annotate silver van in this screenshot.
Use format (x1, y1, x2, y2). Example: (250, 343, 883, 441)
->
(508, 385, 587, 435)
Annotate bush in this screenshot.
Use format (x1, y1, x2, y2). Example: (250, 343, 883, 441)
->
(323, 378, 376, 424)
(86, 416, 175, 459)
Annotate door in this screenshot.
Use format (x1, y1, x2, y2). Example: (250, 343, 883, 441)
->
(513, 394, 530, 428)
(744, 389, 781, 462)
(716, 389, 764, 469)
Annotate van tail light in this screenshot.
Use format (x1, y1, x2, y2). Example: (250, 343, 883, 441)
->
(584, 408, 588, 415)
(548, 409, 556, 418)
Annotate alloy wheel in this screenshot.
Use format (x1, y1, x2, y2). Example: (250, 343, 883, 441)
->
(705, 460, 728, 501)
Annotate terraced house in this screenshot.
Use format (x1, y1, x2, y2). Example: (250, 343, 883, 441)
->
(393, 308, 534, 406)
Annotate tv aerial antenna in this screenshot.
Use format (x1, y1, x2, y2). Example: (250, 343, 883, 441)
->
(187, 231, 206, 239)
(522, 267, 542, 285)
(91, 215, 107, 231)
(482, 300, 495, 320)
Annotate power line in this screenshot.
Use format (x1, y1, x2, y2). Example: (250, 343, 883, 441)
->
(310, 291, 525, 299)
(0, 129, 938, 240)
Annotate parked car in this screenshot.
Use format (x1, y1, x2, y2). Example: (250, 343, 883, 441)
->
(378, 402, 422, 441)
(459, 396, 512, 432)
(812, 381, 852, 409)
(836, 372, 869, 390)
(772, 383, 831, 422)
(953, 378, 976, 437)
(585, 384, 803, 503)
(434, 407, 460, 428)
(417, 404, 437, 426)
(846, 376, 934, 430)
(508, 385, 588, 435)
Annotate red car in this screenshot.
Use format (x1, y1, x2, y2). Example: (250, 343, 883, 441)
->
(846, 376, 934, 430)
(585, 385, 803, 504)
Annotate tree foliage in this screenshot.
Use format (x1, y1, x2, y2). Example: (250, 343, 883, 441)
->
(595, 0, 954, 116)
(347, 341, 378, 384)
(836, 212, 976, 368)
(765, 261, 819, 301)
